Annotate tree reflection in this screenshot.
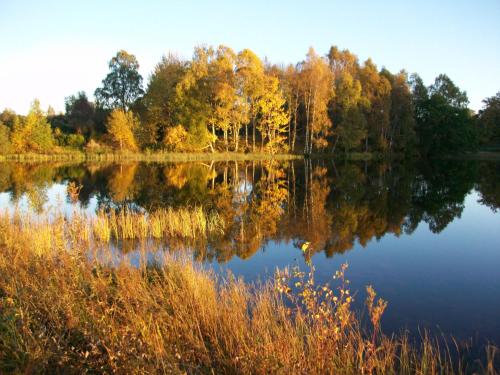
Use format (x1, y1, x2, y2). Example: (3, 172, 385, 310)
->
(0, 158, 498, 261)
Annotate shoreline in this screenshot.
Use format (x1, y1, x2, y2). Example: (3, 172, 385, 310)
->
(2, 150, 500, 163)
(0, 151, 304, 163)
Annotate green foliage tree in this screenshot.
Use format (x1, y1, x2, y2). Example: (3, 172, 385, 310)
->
(0, 109, 17, 129)
(359, 59, 392, 152)
(95, 50, 144, 110)
(331, 71, 366, 154)
(142, 54, 187, 145)
(381, 69, 417, 153)
(476, 92, 500, 146)
(65, 91, 96, 135)
(175, 46, 219, 151)
(412, 75, 476, 157)
(429, 74, 469, 109)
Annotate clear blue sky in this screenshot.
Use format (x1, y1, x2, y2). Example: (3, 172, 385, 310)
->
(1, 0, 499, 114)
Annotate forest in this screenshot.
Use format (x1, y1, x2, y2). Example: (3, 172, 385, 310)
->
(0, 45, 499, 158)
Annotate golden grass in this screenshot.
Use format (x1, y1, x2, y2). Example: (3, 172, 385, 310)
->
(0, 211, 497, 374)
(92, 207, 224, 242)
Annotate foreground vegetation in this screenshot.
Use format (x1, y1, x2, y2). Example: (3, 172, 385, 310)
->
(0, 209, 497, 374)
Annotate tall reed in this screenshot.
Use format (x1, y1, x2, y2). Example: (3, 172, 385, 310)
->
(93, 207, 224, 241)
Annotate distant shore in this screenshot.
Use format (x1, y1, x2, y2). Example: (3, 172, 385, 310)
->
(0, 151, 374, 162)
(2, 150, 499, 163)
(0, 151, 304, 163)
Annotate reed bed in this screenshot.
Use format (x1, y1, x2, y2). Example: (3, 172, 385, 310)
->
(0, 211, 497, 374)
(93, 207, 224, 242)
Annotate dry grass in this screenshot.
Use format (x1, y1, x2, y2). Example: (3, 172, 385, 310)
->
(92, 207, 224, 242)
(0, 211, 497, 374)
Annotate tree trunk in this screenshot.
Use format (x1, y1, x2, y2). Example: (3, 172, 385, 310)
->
(332, 135, 339, 154)
(292, 95, 298, 152)
(304, 89, 312, 154)
(245, 123, 248, 149)
(252, 117, 256, 152)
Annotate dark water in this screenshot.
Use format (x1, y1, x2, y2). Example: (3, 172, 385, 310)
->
(0, 159, 499, 344)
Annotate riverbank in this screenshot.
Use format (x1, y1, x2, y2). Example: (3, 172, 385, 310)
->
(0, 151, 387, 163)
(2, 150, 499, 164)
(0, 210, 496, 374)
(0, 151, 303, 163)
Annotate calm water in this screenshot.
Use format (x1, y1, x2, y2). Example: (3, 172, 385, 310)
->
(1, 159, 499, 344)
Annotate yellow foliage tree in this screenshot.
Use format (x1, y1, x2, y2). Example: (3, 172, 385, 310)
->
(106, 109, 138, 151)
(163, 124, 189, 151)
(256, 76, 290, 154)
(300, 48, 334, 153)
(11, 100, 55, 153)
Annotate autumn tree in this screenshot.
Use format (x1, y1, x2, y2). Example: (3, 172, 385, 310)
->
(11, 100, 55, 153)
(163, 125, 190, 151)
(108, 163, 138, 202)
(300, 48, 334, 154)
(106, 109, 139, 151)
(327, 46, 359, 79)
(95, 50, 144, 110)
(256, 76, 290, 153)
(281, 64, 301, 151)
(0, 122, 12, 154)
(236, 49, 265, 151)
(211, 46, 242, 151)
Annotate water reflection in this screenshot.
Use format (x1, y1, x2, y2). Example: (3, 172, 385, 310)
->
(0, 159, 498, 262)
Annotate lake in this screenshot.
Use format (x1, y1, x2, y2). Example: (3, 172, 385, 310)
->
(0, 159, 499, 345)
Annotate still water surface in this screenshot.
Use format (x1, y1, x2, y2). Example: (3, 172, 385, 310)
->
(0, 159, 499, 344)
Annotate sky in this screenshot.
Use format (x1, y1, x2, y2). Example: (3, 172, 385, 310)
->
(1, 0, 499, 114)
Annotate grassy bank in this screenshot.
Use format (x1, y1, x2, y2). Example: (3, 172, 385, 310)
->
(0, 151, 303, 163)
(0, 211, 497, 373)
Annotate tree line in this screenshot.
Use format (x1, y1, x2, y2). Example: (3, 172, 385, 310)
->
(0, 45, 498, 157)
